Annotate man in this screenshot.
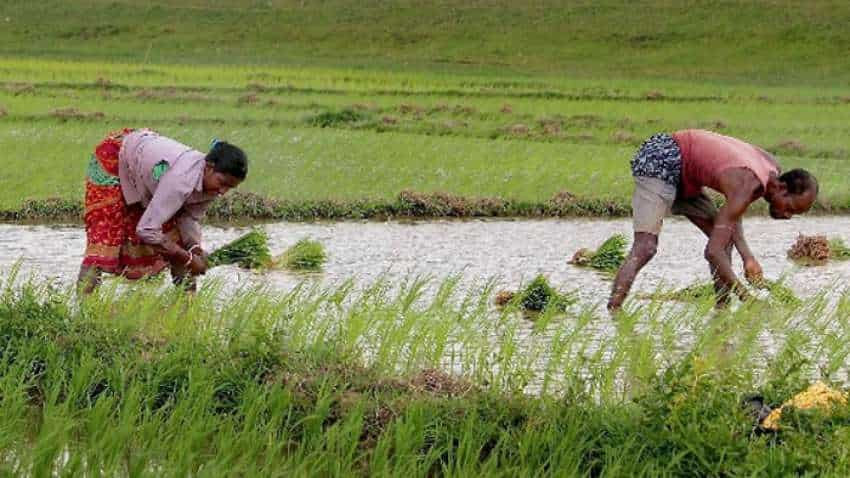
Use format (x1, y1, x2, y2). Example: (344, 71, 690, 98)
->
(608, 129, 818, 311)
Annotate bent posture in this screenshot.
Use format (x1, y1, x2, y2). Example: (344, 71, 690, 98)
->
(78, 129, 247, 293)
(608, 129, 817, 311)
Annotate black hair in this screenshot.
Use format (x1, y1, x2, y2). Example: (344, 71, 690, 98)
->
(205, 141, 247, 180)
(779, 169, 818, 196)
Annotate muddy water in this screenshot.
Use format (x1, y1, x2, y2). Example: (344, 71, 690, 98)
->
(2, 217, 849, 304)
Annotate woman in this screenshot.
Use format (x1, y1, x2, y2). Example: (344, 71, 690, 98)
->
(78, 128, 247, 293)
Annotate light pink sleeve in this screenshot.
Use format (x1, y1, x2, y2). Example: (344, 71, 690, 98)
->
(136, 174, 197, 246)
(176, 201, 210, 248)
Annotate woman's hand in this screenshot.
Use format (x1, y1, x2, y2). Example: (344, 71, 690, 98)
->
(188, 254, 208, 276)
(186, 244, 209, 275)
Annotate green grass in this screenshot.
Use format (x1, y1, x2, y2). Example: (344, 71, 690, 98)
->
(0, 58, 848, 218)
(3, 0, 850, 85)
(3, 271, 850, 475)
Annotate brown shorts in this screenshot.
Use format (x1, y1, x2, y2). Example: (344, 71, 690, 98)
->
(632, 176, 718, 235)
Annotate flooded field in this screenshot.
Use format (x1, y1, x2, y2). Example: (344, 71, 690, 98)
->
(2, 216, 849, 305)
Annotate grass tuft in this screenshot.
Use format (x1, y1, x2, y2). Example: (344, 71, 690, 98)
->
(496, 275, 576, 312)
(306, 108, 370, 128)
(275, 238, 327, 271)
(207, 229, 272, 269)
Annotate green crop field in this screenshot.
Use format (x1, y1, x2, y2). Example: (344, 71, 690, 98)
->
(1, 0, 849, 219)
(3, 272, 850, 476)
(3, 2, 850, 474)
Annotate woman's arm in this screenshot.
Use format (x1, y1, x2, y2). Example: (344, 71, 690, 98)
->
(136, 175, 206, 273)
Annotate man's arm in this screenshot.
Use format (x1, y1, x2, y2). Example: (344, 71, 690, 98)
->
(706, 170, 762, 296)
(733, 219, 764, 283)
(732, 219, 754, 262)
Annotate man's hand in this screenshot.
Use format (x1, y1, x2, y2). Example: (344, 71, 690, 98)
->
(743, 257, 764, 285)
(706, 170, 762, 299)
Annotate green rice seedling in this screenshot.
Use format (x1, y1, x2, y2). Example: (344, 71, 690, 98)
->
(829, 238, 850, 260)
(640, 279, 800, 307)
(758, 279, 802, 307)
(275, 239, 327, 271)
(515, 275, 576, 312)
(589, 234, 628, 271)
(207, 229, 272, 269)
(639, 282, 716, 302)
(570, 234, 628, 274)
(2, 274, 850, 475)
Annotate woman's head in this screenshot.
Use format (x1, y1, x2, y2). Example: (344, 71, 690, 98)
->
(203, 140, 247, 196)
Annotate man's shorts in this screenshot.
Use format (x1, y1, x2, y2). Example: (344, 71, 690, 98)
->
(631, 133, 718, 235)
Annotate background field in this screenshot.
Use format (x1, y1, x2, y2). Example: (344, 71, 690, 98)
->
(1, 0, 848, 216)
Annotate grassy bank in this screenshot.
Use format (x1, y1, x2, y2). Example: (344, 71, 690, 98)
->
(2, 272, 850, 475)
(2, 189, 846, 225)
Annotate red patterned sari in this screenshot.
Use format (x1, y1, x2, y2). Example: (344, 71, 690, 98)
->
(82, 129, 180, 279)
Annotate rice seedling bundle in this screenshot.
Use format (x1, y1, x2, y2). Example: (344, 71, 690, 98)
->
(495, 275, 576, 312)
(207, 230, 272, 269)
(569, 234, 628, 273)
(275, 238, 327, 271)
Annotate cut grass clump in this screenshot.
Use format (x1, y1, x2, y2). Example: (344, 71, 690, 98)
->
(787, 234, 850, 266)
(569, 234, 628, 273)
(495, 275, 576, 312)
(207, 229, 272, 269)
(275, 238, 326, 271)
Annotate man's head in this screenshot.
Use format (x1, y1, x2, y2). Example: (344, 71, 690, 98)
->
(203, 141, 247, 196)
(765, 169, 818, 219)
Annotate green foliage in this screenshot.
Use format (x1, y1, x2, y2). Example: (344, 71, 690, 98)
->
(1, 277, 850, 475)
(276, 239, 327, 271)
(588, 234, 628, 272)
(516, 275, 576, 312)
(4, 0, 850, 84)
(642, 279, 801, 307)
(759, 279, 802, 307)
(1, 58, 849, 216)
(571, 234, 629, 274)
(830, 238, 850, 259)
(643, 282, 716, 302)
(207, 230, 272, 269)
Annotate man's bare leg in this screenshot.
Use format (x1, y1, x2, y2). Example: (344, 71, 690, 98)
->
(608, 232, 659, 311)
(77, 265, 103, 295)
